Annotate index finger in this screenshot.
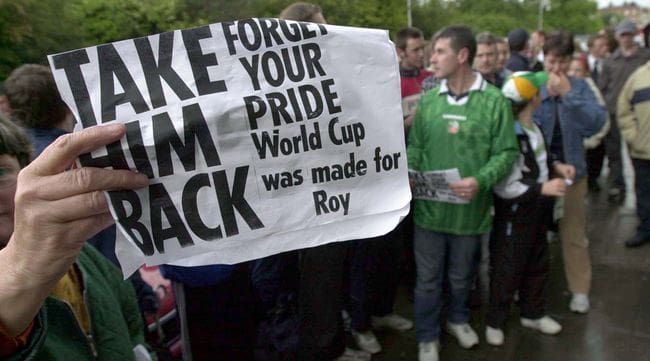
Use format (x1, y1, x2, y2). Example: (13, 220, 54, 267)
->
(29, 124, 126, 176)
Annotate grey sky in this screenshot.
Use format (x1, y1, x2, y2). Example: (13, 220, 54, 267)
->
(597, 0, 650, 8)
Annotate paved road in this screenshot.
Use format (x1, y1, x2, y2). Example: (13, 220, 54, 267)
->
(370, 187, 650, 361)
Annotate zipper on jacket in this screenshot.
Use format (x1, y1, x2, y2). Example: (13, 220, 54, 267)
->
(60, 299, 98, 359)
(80, 266, 98, 358)
(86, 331, 99, 358)
(57, 264, 98, 359)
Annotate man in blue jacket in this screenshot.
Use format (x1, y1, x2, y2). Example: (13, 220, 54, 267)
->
(533, 31, 607, 315)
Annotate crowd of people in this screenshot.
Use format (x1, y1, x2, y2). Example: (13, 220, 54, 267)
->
(0, 1, 649, 361)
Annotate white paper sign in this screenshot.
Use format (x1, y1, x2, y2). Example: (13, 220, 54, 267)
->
(408, 168, 468, 204)
(48, 18, 411, 276)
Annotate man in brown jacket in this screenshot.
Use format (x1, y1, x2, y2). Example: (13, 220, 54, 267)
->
(598, 20, 650, 203)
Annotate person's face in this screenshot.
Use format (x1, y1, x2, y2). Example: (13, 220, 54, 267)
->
(567, 59, 587, 78)
(0, 154, 20, 247)
(617, 32, 635, 50)
(544, 52, 572, 75)
(530, 32, 545, 53)
(591, 38, 609, 58)
(430, 38, 462, 79)
(0, 95, 11, 117)
(474, 43, 497, 76)
(399, 37, 426, 70)
(496, 42, 510, 70)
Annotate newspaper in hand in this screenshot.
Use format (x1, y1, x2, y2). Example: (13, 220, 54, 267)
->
(408, 168, 468, 204)
(401, 94, 421, 118)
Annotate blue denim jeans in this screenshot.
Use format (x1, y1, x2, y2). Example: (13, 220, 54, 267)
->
(414, 226, 480, 342)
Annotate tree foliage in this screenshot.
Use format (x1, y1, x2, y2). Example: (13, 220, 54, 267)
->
(0, 0, 605, 80)
(412, 0, 603, 39)
(0, 0, 84, 78)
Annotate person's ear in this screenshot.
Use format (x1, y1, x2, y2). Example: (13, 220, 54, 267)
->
(457, 48, 469, 65)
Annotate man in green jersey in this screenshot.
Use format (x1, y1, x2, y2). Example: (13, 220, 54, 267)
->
(407, 25, 518, 361)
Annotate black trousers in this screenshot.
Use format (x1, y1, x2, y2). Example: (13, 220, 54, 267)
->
(178, 265, 256, 361)
(348, 229, 402, 332)
(633, 158, 650, 236)
(586, 142, 606, 186)
(296, 242, 348, 361)
(487, 217, 550, 328)
(605, 113, 626, 189)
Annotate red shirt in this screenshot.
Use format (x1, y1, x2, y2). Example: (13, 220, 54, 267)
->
(401, 67, 432, 98)
(400, 67, 433, 117)
(0, 320, 34, 357)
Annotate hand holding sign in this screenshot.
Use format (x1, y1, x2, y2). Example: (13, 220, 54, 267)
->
(9, 124, 148, 283)
(1, 124, 147, 335)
